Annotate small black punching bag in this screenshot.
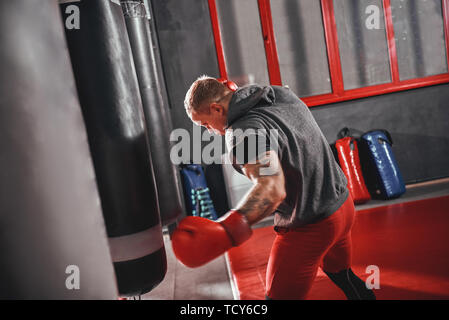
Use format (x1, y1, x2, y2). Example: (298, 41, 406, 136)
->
(120, 0, 184, 226)
(60, 0, 166, 296)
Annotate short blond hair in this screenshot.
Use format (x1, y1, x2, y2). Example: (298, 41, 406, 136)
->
(184, 75, 227, 115)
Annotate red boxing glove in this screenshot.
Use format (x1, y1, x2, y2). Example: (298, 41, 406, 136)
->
(171, 210, 252, 268)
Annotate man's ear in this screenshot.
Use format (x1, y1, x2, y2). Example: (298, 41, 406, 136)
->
(210, 103, 224, 115)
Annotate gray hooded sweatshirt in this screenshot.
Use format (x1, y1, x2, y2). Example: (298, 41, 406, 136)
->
(225, 85, 349, 228)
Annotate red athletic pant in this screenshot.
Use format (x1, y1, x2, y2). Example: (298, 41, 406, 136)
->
(265, 195, 356, 300)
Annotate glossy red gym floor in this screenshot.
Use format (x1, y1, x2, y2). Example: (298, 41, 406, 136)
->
(227, 196, 449, 300)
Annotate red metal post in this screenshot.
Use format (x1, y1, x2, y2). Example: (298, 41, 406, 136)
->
(208, 0, 228, 79)
(320, 0, 345, 95)
(208, 0, 449, 107)
(303, 73, 449, 107)
(257, 0, 282, 86)
(383, 0, 400, 83)
(443, 0, 449, 70)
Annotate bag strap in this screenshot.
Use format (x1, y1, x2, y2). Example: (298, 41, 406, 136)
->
(364, 129, 393, 145)
(380, 130, 393, 145)
(180, 164, 203, 175)
(337, 127, 364, 139)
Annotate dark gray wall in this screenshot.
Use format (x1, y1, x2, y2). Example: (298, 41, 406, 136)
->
(151, 0, 231, 215)
(311, 84, 449, 183)
(151, 0, 219, 135)
(151, 0, 449, 184)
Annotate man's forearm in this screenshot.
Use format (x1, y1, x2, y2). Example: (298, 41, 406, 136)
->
(236, 183, 283, 225)
(234, 150, 286, 226)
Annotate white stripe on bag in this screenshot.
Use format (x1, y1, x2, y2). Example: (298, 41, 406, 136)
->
(109, 225, 164, 263)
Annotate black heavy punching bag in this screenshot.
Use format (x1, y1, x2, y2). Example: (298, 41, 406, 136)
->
(0, 0, 117, 299)
(120, 0, 184, 226)
(60, 0, 166, 296)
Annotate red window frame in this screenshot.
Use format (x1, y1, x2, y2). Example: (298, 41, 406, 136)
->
(208, 0, 449, 107)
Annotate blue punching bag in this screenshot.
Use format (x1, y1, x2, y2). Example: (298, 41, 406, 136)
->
(60, 0, 166, 296)
(180, 164, 218, 220)
(359, 130, 406, 199)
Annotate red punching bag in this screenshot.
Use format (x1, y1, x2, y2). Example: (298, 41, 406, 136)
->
(334, 137, 371, 204)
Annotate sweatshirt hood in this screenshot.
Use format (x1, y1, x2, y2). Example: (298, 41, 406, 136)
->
(226, 85, 275, 128)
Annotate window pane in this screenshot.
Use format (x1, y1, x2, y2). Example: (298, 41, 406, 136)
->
(216, 0, 270, 86)
(391, 0, 448, 80)
(270, 0, 332, 97)
(334, 0, 392, 90)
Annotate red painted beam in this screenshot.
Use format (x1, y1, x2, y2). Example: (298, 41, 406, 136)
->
(208, 0, 228, 80)
(383, 0, 400, 83)
(443, 0, 449, 71)
(257, 0, 282, 86)
(321, 0, 344, 95)
(303, 0, 449, 107)
(209, 0, 449, 107)
(302, 73, 449, 107)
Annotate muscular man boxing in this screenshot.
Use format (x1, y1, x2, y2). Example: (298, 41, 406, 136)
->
(171, 76, 375, 300)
